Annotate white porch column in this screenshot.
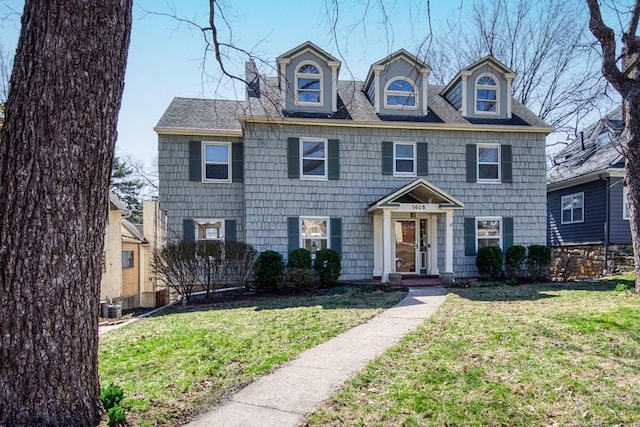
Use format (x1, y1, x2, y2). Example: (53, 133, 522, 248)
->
(382, 210, 392, 282)
(429, 215, 439, 276)
(443, 210, 454, 281)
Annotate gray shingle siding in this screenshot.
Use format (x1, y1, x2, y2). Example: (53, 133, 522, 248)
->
(547, 180, 606, 246)
(158, 134, 245, 242)
(239, 123, 546, 279)
(609, 177, 632, 244)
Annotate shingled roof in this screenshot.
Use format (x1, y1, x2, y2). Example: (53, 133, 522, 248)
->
(547, 107, 625, 186)
(156, 76, 550, 132)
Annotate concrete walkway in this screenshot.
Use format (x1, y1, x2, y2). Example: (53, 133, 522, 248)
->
(186, 286, 448, 427)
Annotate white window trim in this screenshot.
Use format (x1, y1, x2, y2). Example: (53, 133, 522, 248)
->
(393, 141, 417, 177)
(194, 219, 226, 241)
(474, 73, 499, 116)
(202, 142, 231, 183)
(561, 192, 585, 224)
(300, 137, 328, 181)
(295, 60, 323, 107)
(299, 216, 331, 250)
(623, 186, 630, 220)
(384, 77, 418, 110)
(477, 143, 501, 183)
(475, 216, 502, 252)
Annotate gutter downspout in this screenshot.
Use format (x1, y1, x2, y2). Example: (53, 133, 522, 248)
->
(601, 174, 609, 275)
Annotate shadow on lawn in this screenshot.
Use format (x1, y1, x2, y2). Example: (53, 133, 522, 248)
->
(149, 286, 407, 317)
(449, 277, 630, 302)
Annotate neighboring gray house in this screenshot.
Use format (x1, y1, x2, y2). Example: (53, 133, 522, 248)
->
(547, 107, 632, 275)
(156, 41, 551, 282)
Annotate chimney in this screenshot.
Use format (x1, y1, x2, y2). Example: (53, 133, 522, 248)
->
(245, 60, 260, 100)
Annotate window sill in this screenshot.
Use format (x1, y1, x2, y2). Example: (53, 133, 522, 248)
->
(476, 180, 502, 184)
(561, 221, 585, 225)
(300, 176, 328, 181)
(202, 179, 232, 183)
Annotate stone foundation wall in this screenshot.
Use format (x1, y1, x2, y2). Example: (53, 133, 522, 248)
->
(550, 244, 635, 281)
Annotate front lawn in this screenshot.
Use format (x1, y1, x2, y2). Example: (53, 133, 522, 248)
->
(307, 276, 640, 426)
(98, 287, 405, 426)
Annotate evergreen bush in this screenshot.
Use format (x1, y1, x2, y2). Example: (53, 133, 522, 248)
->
(254, 250, 284, 292)
(505, 245, 526, 279)
(314, 249, 341, 286)
(527, 244, 552, 281)
(287, 248, 312, 269)
(475, 246, 503, 281)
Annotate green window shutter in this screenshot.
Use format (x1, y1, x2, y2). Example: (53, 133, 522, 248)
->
(501, 144, 512, 183)
(183, 219, 195, 242)
(287, 217, 299, 253)
(287, 137, 300, 179)
(466, 144, 477, 182)
(328, 139, 340, 180)
(382, 141, 393, 175)
(330, 217, 342, 254)
(189, 141, 202, 181)
(503, 217, 513, 251)
(231, 143, 243, 183)
(464, 217, 476, 256)
(225, 220, 237, 241)
(417, 142, 429, 176)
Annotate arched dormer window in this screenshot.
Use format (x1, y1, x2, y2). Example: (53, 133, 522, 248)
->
(384, 77, 418, 109)
(475, 74, 498, 114)
(295, 61, 322, 106)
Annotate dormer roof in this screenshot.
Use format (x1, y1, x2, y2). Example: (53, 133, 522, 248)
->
(276, 41, 341, 65)
(363, 49, 431, 93)
(442, 55, 515, 95)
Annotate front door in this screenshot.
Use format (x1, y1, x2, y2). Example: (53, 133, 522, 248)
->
(394, 220, 417, 273)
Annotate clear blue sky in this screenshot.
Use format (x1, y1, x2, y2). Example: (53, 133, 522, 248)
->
(0, 1, 475, 167)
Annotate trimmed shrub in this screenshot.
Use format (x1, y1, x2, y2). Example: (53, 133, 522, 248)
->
(254, 250, 284, 292)
(314, 249, 341, 286)
(280, 268, 318, 293)
(505, 245, 526, 279)
(288, 248, 312, 269)
(475, 246, 503, 281)
(528, 244, 552, 281)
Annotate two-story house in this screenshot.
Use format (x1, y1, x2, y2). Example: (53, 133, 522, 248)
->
(156, 41, 551, 282)
(547, 107, 633, 276)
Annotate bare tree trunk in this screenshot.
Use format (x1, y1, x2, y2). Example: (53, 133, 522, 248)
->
(0, 1, 132, 425)
(624, 94, 640, 291)
(587, 0, 640, 291)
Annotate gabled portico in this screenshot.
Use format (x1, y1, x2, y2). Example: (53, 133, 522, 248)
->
(367, 178, 464, 283)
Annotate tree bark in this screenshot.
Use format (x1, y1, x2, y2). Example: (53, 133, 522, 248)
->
(0, 1, 131, 425)
(587, 0, 640, 292)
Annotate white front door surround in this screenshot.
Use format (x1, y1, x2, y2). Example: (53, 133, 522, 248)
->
(367, 178, 463, 283)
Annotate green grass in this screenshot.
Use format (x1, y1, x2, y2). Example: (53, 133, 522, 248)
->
(307, 275, 640, 426)
(98, 287, 405, 426)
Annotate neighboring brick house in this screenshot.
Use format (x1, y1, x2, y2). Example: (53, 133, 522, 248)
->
(547, 107, 633, 276)
(156, 41, 551, 282)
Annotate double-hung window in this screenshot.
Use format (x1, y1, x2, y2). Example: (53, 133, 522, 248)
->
(196, 220, 224, 241)
(296, 62, 322, 105)
(384, 78, 417, 109)
(477, 143, 500, 182)
(476, 217, 501, 250)
(475, 74, 498, 114)
(300, 217, 329, 252)
(394, 142, 416, 176)
(300, 138, 327, 180)
(623, 187, 630, 220)
(561, 193, 584, 224)
(203, 142, 230, 182)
